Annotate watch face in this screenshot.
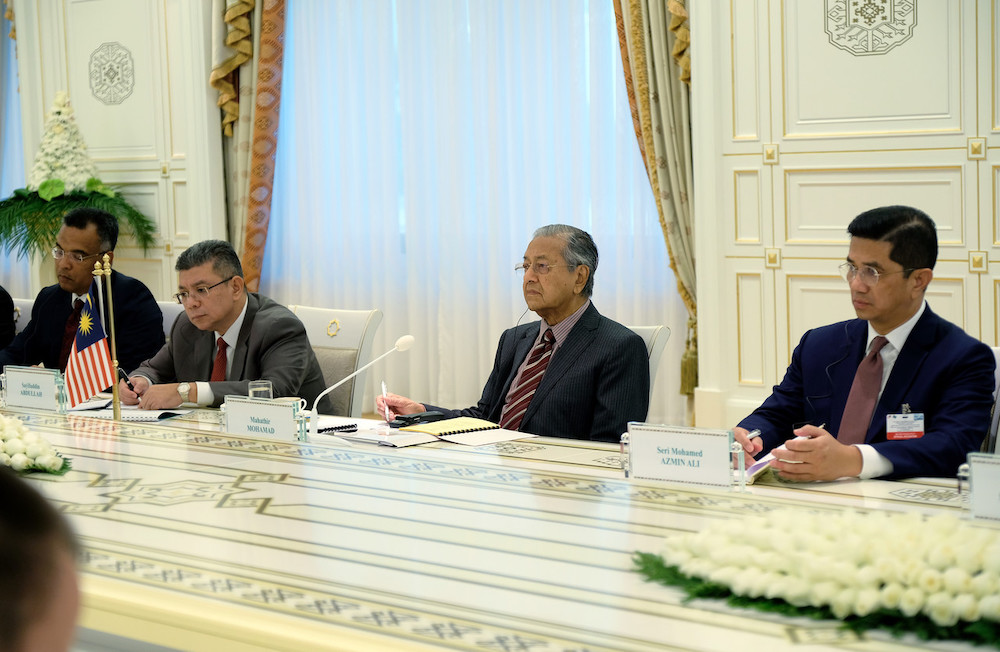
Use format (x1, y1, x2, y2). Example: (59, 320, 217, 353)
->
(178, 383, 190, 400)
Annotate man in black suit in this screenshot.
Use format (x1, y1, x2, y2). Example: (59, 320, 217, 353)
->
(120, 240, 331, 411)
(378, 224, 649, 442)
(0, 208, 164, 373)
(0, 285, 14, 349)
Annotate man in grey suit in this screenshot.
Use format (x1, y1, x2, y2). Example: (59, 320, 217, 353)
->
(120, 240, 331, 411)
(378, 224, 649, 442)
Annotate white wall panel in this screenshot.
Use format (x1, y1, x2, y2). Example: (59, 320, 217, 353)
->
(735, 272, 765, 384)
(731, 0, 763, 141)
(734, 169, 763, 244)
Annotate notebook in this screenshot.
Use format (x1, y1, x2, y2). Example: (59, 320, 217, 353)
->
(400, 417, 533, 445)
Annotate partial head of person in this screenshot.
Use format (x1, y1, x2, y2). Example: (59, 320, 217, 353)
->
(173, 239, 247, 335)
(54, 207, 118, 296)
(0, 468, 80, 652)
(841, 205, 937, 334)
(517, 224, 597, 325)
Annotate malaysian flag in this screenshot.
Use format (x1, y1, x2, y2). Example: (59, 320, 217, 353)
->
(64, 287, 115, 407)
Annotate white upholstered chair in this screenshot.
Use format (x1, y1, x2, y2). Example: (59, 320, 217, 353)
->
(288, 306, 382, 417)
(12, 298, 33, 335)
(984, 346, 1000, 453)
(157, 301, 186, 342)
(628, 325, 670, 404)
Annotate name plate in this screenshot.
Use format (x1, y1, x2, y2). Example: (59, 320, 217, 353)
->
(968, 453, 1000, 521)
(3, 366, 64, 412)
(223, 396, 303, 441)
(626, 423, 733, 487)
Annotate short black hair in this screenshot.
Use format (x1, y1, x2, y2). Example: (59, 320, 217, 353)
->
(63, 207, 118, 251)
(175, 239, 244, 280)
(847, 205, 937, 273)
(0, 467, 78, 652)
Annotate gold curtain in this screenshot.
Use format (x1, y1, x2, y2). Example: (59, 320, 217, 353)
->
(3, 0, 14, 40)
(613, 0, 697, 396)
(209, 1, 254, 138)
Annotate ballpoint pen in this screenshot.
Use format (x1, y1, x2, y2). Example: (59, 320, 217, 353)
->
(117, 367, 135, 392)
(381, 380, 391, 422)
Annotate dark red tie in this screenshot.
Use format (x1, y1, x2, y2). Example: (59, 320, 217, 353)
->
(499, 329, 555, 431)
(838, 336, 889, 445)
(58, 299, 84, 371)
(210, 338, 228, 381)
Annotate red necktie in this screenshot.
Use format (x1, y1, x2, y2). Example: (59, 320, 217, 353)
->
(499, 329, 555, 431)
(58, 299, 84, 371)
(210, 338, 228, 381)
(838, 336, 889, 445)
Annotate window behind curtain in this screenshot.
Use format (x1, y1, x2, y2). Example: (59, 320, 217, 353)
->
(263, 0, 687, 424)
(0, 13, 30, 298)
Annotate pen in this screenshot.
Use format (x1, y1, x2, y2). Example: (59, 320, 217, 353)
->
(747, 429, 761, 440)
(381, 380, 391, 422)
(117, 368, 135, 392)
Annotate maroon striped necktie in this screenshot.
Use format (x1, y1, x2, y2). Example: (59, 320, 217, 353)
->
(210, 338, 228, 381)
(838, 336, 889, 445)
(58, 299, 84, 371)
(499, 329, 555, 431)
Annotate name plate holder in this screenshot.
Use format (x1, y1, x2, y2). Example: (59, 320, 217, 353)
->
(622, 422, 735, 489)
(222, 395, 307, 442)
(1, 365, 67, 412)
(963, 453, 1000, 522)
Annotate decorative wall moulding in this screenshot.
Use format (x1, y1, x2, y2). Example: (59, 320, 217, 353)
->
(824, 0, 917, 56)
(89, 42, 135, 105)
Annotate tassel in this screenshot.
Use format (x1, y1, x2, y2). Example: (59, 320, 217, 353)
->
(680, 317, 697, 395)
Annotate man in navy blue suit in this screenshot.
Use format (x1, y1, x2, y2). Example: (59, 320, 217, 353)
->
(735, 206, 994, 480)
(0, 208, 164, 374)
(377, 224, 649, 442)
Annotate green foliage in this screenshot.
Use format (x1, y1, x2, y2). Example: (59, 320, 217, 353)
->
(37, 179, 65, 201)
(0, 189, 157, 259)
(633, 552, 1000, 649)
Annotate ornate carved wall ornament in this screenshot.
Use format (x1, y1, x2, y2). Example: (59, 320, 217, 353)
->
(825, 0, 917, 56)
(89, 42, 135, 105)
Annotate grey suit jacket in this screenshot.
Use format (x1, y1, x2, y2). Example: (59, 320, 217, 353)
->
(132, 293, 331, 411)
(427, 303, 649, 442)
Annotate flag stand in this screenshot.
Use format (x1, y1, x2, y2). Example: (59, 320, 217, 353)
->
(94, 255, 121, 421)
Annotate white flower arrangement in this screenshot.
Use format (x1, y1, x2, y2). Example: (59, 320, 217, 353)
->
(0, 414, 69, 474)
(636, 508, 1000, 647)
(27, 91, 99, 193)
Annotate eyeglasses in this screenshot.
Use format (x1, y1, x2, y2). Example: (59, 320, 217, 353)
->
(839, 262, 913, 287)
(52, 247, 106, 264)
(514, 262, 575, 276)
(173, 277, 234, 304)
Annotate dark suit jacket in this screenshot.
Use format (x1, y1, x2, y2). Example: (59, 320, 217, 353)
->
(0, 271, 164, 372)
(738, 307, 995, 479)
(426, 303, 649, 442)
(132, 292, 331, 411)
(0, 285, 14, 349)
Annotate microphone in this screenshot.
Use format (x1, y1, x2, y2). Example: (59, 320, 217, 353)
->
(310, 334, 415, 439)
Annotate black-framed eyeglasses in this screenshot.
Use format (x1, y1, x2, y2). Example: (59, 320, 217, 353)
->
(52, 247, 106, 264)
(839, 262, 913, 287)
(173, 277, 234, 304)
(514, 262, 575, 276)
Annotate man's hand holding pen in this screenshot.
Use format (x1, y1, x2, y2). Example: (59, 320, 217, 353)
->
(118, 374, 149, 405)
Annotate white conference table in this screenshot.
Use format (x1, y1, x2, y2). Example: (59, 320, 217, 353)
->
(8, 406, 992, 652)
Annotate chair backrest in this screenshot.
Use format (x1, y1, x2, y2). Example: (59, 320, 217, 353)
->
(627, 325, 670, 404)
(288, 306, 382, 417)
(157, 301, 186, 342)
(985, 346, 1000, 453)
(12, 298, 33, 335)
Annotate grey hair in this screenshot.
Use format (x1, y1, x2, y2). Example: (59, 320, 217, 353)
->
(532, 224, 598, 297)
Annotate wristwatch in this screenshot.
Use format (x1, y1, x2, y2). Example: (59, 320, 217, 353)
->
(177, 382, 191, 403)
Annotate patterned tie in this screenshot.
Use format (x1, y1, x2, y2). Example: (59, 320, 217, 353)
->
(499, 329, 556, 431)
(58, 299, 84, 371)
(210, 338, 228, 381)
(838, 336, 889, 445)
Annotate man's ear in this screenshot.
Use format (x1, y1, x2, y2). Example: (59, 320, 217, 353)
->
(231, 275, 246, 296)
(574, 265, 590, 295)
(910, 268, 933, 293)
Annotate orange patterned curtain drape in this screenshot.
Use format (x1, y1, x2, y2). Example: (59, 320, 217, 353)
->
(209, 0, 285, 291)
(614, 0, 697, 396)
(3, 0, 14, 39)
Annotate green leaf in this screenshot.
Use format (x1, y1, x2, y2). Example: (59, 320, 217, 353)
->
(86, 177, 115, 198)
(37, 179, 65, 201)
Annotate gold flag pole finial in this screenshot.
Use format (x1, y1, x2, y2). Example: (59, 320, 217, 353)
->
(95, 255, 121, 420)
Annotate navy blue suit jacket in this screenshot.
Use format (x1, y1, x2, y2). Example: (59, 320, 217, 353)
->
(0, 271, 164, 373)
(738, 306, 994, 479)
(427, 303, 649, 442)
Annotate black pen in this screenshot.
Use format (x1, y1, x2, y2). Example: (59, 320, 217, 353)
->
(117, 368, 135, 392)
(318, 424, 358, 434)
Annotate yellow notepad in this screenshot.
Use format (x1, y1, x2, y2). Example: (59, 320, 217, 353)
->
(400, 416, 500, 436)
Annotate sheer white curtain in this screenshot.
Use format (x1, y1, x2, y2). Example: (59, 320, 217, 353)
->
(0, 13, 30, 299)
(263, 0, 687, 424)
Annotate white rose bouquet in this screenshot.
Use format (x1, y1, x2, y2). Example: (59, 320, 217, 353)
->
(635, 508, 1000, 648)
(0, 415, 70, 475)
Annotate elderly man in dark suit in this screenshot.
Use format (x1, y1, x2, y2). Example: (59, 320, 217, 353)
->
(0, 207, 163, 373)
(120, 240, 331, 411)
(734, 206, 994, 480)
(378, 224, 649, 442)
